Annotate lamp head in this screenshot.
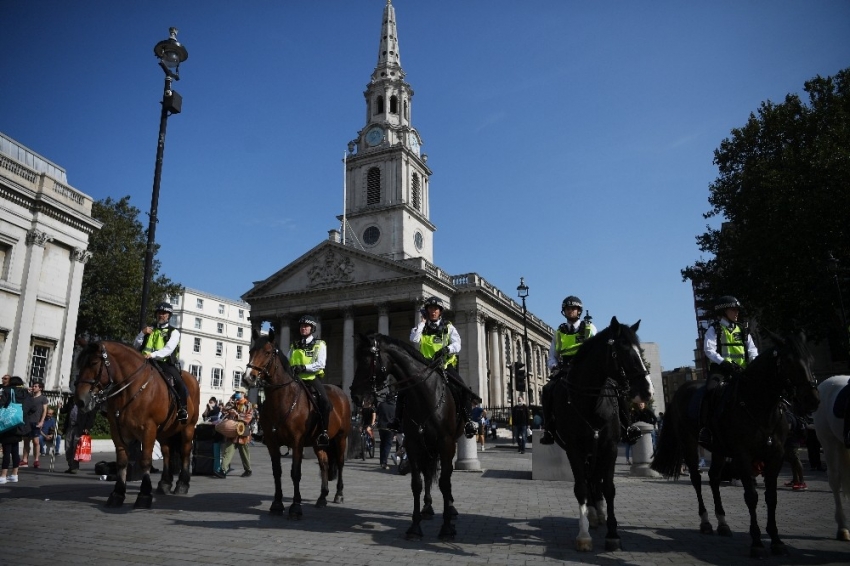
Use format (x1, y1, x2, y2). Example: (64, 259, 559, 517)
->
(517, 276, 529, 298)
(154, 27, 189, 80)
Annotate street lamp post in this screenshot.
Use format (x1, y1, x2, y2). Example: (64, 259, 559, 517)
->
(517, 277, 531, 405)
(139, 28, 188, 330)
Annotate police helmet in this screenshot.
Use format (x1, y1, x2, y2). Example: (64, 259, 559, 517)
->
(561, 296, 583, 313)
(714, 296, 742, 313)
(423, 296, 445, 312)
(154, 302, 174, 315)
(298, 314, 318, 331)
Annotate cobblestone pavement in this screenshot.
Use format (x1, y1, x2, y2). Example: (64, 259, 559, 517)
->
(1, 438, 848, 566)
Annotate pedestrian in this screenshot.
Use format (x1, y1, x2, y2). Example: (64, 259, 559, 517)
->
(215, 387, 253, 478)
(512, 395, 530, 454)
(1, 375, 30, 484)
(60, 396, 95, 474)
(134, 302, 189, 423)
(39, 406, 59, 456)
(21, 380, 48, 468)
(288, 314, 331, 447)
(376, 393, 396, 470)
(471, 401, 486, 451)
(783, 402, 809, 491)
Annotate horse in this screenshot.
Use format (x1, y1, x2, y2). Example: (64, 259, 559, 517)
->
(242, 327, 351, 519)
(547, 316, 654, 552)
(651, 331, 820, 558)
(813, 375, 850, 541)
(74, 341, 200, 508)
(351, 333, 464, 540)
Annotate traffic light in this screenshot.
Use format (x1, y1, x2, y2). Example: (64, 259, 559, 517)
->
(514, 361, 526, 391)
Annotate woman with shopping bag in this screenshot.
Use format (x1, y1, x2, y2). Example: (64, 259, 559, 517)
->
(1, 375, 31, 484)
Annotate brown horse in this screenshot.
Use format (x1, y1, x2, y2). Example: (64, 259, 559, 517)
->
(243, 327, 351, 519)
(74, 341, 200, 509)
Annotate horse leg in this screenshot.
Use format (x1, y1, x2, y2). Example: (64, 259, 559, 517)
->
(569, 464, 593, 552)
(587, 477, 604, 529)
(156, 440, 173, 495)
(437, 450, 457, 540)
(406, 466, 424, 540)
(173, 429, 193, 495)
(315, 448, 330, 508)
(107, 443, 129, 507)
(689, 453, 714, 534)
(333, 434, 345, 504)
(268, 443, 285, 515)
(740, 470, 766, 559)
(824, 433, 850, 540)
(762, 467, 788, 556)
(133, 437, 156, 509)
(421, 478, 435, 518)
(289, 446, 304, 519)
(602, 465, 621, 551)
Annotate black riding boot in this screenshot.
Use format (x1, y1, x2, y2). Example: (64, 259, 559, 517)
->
(698, 376, 721, 449)
(539, 379, 555, 445)
(619, 396, 641, 444)
(462, 395, 477, 439)
(174, 372, 189, 423)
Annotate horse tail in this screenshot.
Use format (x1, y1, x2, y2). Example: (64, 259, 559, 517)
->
(327, 438, 339, 482)
(650, 394, 686, 479)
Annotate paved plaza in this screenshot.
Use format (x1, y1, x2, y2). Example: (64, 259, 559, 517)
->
(2, 436, 848, 566)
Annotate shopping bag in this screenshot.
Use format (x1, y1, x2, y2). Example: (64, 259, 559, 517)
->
(75, 434, 92, 462)
(0, 389, 25, 433)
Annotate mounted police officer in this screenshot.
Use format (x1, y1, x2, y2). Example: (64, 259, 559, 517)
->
(134, 302, 188, 423)
(698, 295, 759, 447)
(390, 296, 479, 439)
(288, 314, 331, 447)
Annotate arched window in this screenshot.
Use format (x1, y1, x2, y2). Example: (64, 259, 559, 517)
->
(367, 167, 381, 205)
(404, 101, 409, 120)
(390, 95, 398, 114)
(411, 173, 421, 211)
(375, 96, 384, 114)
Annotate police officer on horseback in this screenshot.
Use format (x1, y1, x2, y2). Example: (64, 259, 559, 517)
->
(288, 314, 331, 447)
(390, 296, 479, 439)
(134, 302, 189, 423)
(698, 295, 759, 447)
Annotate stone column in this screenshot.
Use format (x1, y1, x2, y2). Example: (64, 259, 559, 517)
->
(57, 248, 91, 391)
(487, 323, 502, 407)
(11, 229, 52, 377)
(342, 307, 355, 396)
(378, 304, 389, 335)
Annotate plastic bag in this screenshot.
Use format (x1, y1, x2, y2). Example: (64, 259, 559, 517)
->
(75, 434, 92, 462)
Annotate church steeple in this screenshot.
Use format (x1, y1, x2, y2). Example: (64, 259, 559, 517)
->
(341, 0, 435, 263)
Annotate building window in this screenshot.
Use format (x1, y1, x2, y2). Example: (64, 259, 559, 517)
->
(414, 231, 423, 251)
(189, 364, 202, 382)
(237, 327, 244, 338)
(216, 341, 223, 357)
(363, 226, 381, 246)
(170, 295, 181, 307)
(218, 304, 225, 315)
(196, 298, 204, 310)
(30, 344, 51, 382)
(375, 95, 384, 114)
(366, 167, 381, 205)
(193, 338, 201, 353)
(236, 345, 243, 360)
(232, 371, 243, 390)
(238, 309, 244, 319)
(211, 367, 223, 389)
(411, 173, 421, 211)
(390, 95, 398, 114)
(0, 240, 12, 281)
(194, 317, 202, 330)
(217, 322, 224, 334)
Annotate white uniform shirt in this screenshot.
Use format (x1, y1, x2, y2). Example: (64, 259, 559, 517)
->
(703, 318, 759, 365)
(410, 319, 462, 355)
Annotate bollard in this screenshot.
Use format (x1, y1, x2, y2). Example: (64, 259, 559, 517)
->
(629, 421, 661, 477)
(454, 435, 481, 471)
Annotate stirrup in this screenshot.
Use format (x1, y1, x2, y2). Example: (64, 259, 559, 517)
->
(177, 407, 189, 423)
(463, 421, 477, 439)
(539, 430, 555, 445)
(316, 431, 330, 447)
(625, 425, 642, 444)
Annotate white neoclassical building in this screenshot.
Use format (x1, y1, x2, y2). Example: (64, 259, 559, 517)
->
(0, 132, 102, 389)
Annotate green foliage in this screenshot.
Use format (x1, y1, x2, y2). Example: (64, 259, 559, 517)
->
(76, 196, 182, 341)
(683, 68, 850, 342)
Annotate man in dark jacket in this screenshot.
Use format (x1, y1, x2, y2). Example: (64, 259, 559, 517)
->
(60, 396, 96, 474)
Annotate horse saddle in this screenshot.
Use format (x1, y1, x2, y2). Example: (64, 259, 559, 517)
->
(833, 383, 850, 419)
(691, 382, 734, 429)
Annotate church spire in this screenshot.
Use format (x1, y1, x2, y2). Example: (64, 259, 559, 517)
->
(372, 0, 404, 82)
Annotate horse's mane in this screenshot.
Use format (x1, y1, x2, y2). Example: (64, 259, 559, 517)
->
(570, 320, 638, 367)
(361, 333, 430, 365)
(75, 339, 137, 371)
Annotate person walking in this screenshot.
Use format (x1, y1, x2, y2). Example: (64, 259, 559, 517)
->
(376, 394, 396, 470)
(1, 375, 30, 484)
(512, 395, 530, 454)
(21, 381, 48, 468)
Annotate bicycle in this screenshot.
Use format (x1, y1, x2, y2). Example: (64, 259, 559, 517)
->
(360, 427, 375, 460)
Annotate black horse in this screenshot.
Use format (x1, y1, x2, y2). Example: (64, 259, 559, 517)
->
(651, 331, 820, 558)
(351, 333, 463, 540)
(548, 316, 654, 552)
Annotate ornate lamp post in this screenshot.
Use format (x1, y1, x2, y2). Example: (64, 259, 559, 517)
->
(517, 277, 531, 404)
(139, 28, 188, 329)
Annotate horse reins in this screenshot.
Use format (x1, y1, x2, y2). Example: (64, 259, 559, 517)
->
(246, 345, 302, 424)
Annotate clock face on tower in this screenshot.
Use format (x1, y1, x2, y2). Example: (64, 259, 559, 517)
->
(365, 127, 384, 147)
(408, 132, 420, 154)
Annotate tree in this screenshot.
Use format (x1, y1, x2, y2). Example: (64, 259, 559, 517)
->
(76, 196, 182, 341)
(683, 68, 850, 347)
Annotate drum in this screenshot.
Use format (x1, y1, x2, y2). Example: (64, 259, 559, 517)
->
(214, 419, 246, 439)
(194, 423, 218, 442)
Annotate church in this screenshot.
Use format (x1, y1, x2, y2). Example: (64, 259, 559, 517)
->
(242, 1, 553, 408)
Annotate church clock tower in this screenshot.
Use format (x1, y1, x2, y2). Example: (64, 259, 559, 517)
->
(343, 0, 435, 263)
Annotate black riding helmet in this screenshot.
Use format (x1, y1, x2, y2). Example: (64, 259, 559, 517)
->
(423, 296, 445, 312)
(154, 301, 173, 314)
(561, 296, 583, 316)
(298, 314, 318, 331)
(714, 295, 742, 313)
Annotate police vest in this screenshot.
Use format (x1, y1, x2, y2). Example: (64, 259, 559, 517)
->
(290, 340, 326, 381)
(420, 322, 458, 369)
(142, 326, 179, 365)
(555, 321, 590, 359)
(713, 322, 749, 368)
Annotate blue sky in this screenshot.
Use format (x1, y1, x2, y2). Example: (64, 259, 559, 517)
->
(2, 1, 848, 371)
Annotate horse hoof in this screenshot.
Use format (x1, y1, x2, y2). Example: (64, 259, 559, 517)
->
(288, 504, 303, 519)
(172, 482, 189, 495)
(422, 505, 435, 518)
(106, 494, 125, 507)
(604, 538, 621, 552)
(699, 522, 714, 535)
(315, 498, 328, 508)
(155, 482, 170, 495)
(575, 537, 593, 552)
(448, 505, 458, 518)
(717, 524, 732, 537)
(133, 495, 153, 510)
(838, 528, 850, 541)
(749, 546, 767, 559)
(770, 542, 788, 556)
(333, 494, 343, 504)
(406, 525, 424, 540)
(269, 503, 284, 516)
(438, 525, 456, 540)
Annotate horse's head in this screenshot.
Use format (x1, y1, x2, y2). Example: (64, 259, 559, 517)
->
(73, 341, 117, 412)
(244, 327, 291, 388)
(761, 330, 820, 414)
(351, 333, 392, 408)
(605, 316, 654, 403)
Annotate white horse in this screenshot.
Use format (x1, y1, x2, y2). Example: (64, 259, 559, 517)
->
(813, 375, 850, 541)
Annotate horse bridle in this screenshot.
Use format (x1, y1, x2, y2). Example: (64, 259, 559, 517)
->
(74, 343, 148, 407)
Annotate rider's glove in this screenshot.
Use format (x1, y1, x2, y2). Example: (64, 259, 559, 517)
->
(290, 365, 306, 376)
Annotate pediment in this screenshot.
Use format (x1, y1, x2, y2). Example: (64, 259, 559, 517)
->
(243, 241, 424, 300)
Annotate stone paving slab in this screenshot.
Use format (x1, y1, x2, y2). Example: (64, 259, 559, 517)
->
(1, 440, 847, 565)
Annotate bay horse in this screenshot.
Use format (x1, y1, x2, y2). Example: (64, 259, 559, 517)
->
(813, 375, 850, 541)
(74, 341, 200, 508)
(548, 317, 654, 552)
(651, 331, 820, 558)
(242, 328, 351, 519)
(351, 333, 468, 540)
